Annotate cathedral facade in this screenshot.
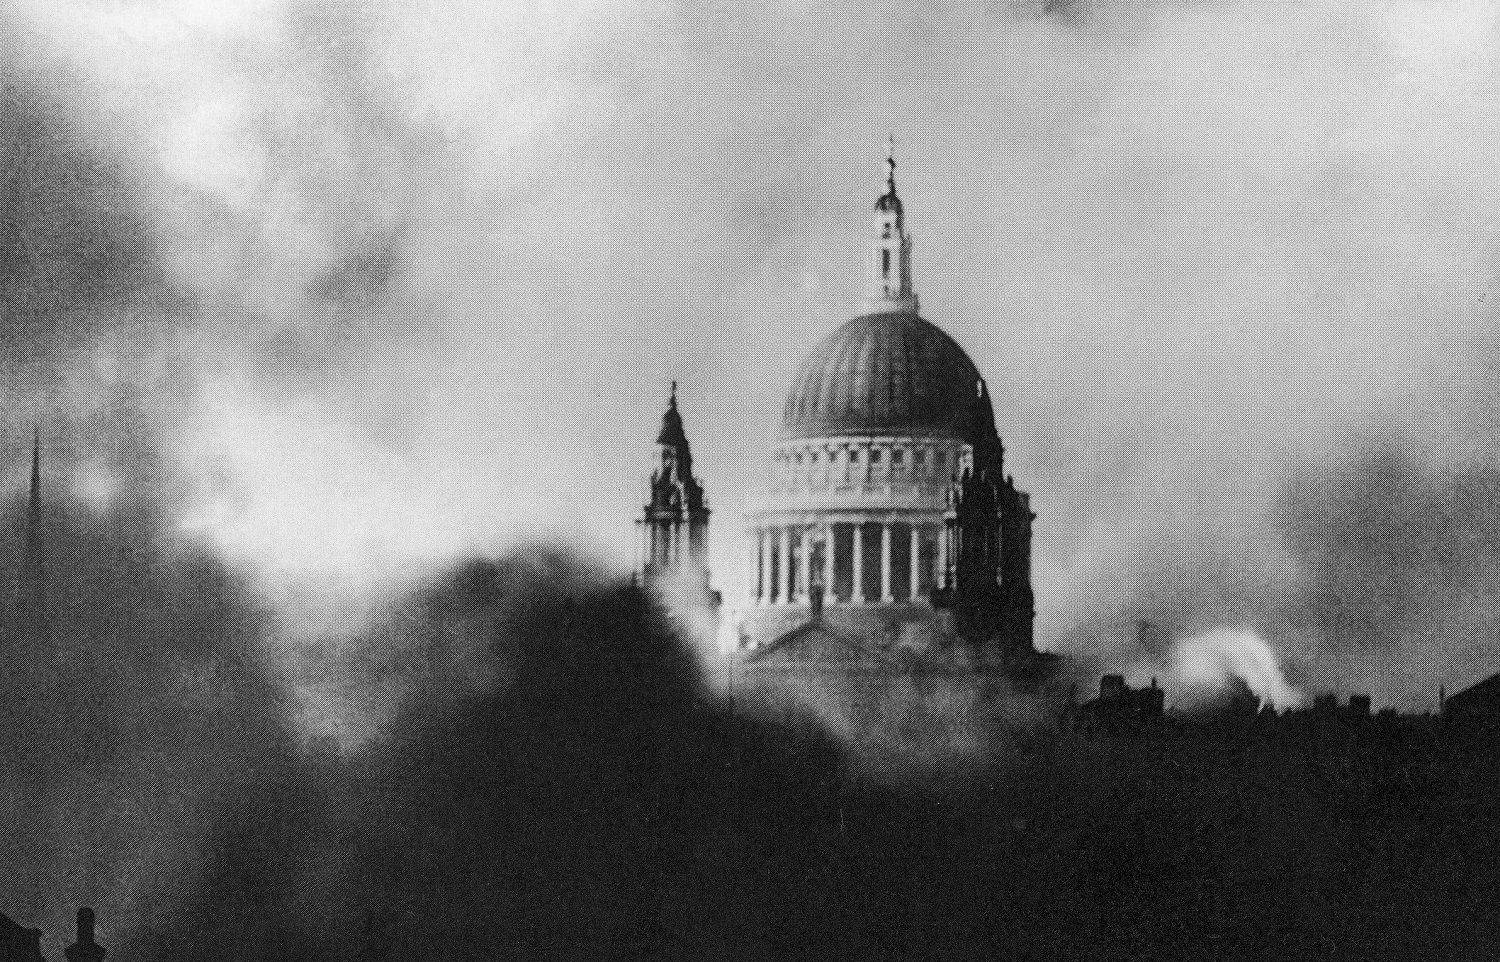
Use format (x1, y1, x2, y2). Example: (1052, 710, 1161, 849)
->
(639, 148, 1045, 676)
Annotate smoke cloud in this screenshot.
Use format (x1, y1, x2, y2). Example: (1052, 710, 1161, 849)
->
(6, 0, 1500, 952)
(1170, 627, 1305, 711)
(7, 0, 1500, 714)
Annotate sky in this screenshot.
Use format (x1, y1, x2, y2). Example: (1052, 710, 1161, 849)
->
(5, 0, 1500, 708)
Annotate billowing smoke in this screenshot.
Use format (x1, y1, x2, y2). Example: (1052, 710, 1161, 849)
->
(10, 0, 1500, 715)
(1169, 627, 1305, 712)
(7, 0, 1500, 953)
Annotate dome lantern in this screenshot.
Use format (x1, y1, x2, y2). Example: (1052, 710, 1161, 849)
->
(863, 137, 918, 315)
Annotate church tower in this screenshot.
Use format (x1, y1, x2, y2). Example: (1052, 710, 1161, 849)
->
(638, 382, 710, 587)
(939, 381, 1035, 656)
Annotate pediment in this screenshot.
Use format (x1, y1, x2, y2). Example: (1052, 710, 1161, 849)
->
(748, 621, 889, 666)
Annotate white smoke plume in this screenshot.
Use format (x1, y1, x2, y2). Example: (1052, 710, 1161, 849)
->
(1170, 627, 1305, 712)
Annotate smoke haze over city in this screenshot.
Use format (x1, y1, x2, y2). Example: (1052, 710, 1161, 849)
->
(9, 1, 1500, 957)
(5, 0, 1500, 711)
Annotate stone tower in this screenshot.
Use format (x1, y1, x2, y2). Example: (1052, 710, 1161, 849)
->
(938, 380, 1036, 656)
(637, 382, 710, 588)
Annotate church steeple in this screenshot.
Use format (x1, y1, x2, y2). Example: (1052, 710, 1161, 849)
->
(863, 137, 918, 314)
(15, 425, 49, 650)
(638, 382, 710, 586)
(26, 427, 40, 559)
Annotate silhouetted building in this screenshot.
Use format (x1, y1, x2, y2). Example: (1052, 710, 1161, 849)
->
(0, 912, 43, 962)
(1074, 675, 1164, 733)
(933, 378, 1036, 656)
(1443, 673, 1500, 728)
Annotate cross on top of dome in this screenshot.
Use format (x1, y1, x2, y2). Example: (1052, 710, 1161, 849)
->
(875, 135, 902, 215)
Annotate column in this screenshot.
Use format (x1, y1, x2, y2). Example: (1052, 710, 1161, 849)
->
(757, 530, 769, 605)
(852, 523, 865, 603)
(745, 535, 757, 605)
(880, 523, 893, 602)
(778, 528, 791, 604)
(909, 526, 921, 601)
(828, 525, 840, 600)
(799, 530, 813, 603)
(937, 527, 949, 590)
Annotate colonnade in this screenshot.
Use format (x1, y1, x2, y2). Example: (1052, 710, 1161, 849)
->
(748, 520, 948, 606)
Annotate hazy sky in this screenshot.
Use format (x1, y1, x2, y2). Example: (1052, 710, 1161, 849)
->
(7, 0, 1500, 706)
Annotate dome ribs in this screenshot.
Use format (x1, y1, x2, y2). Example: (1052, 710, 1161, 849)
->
(779, 310, 980, 439)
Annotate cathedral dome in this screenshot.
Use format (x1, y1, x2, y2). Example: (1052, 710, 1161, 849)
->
(780, 309, 982, 440)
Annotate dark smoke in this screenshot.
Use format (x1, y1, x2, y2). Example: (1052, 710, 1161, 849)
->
(12, 3, 1500, 958)
(0, 36, 301, 950)
(73, 548, 1500, 962)
(110, 549, 1097, 962)
(1278, 432, 1500, 707)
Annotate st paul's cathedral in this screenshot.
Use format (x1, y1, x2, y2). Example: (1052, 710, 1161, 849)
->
(637, 148, 1051, 680)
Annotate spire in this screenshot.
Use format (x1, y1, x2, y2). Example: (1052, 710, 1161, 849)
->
(17, 425, 48, 649)
(884, 134, 897, 201)
(656, 380, 689, 453)
(27, 426, 39, 545)
(24, 425, 42, 582)
(864, 138, 918, 314)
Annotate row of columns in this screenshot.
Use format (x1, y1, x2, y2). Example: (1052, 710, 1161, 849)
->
(749, 522, 948, 606)
(642, 519, 699, 569)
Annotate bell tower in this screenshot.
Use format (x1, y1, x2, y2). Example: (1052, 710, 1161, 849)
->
(638, 382, 710, 587)
(940, 379, 1035, 656)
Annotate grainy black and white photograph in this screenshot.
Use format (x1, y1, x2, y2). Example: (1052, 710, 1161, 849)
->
(4, 0, 1500, 959)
